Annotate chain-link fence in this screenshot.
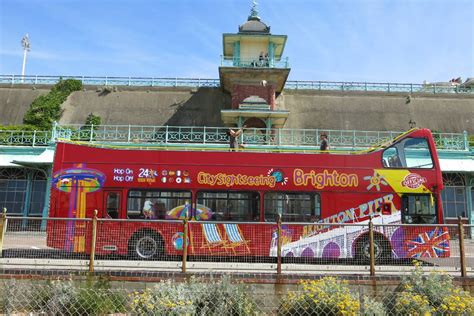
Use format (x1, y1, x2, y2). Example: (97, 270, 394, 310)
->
(1, 272, 473, 315)
(0, 214, 472, 277)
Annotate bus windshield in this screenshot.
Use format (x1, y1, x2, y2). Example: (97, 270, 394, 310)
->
(382, 137, 433, 169)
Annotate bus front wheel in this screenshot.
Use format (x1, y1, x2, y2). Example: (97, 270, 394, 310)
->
(356, 236, 390, 263)
(129, 232, 163, 260)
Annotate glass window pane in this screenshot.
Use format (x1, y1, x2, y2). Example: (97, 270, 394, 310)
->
(127, 190, 191, 219)
(456, 203, 466, 218)
(0, 178, 27, 215)
(264, 192, 320, 222)
(197, 191, 259, 221)
(382, 147, 401, 168)
(442, 187, 455, 201)
(403, 138, 433, 169)
(106, 192, 120, 219)
(446, 204, 457, 218)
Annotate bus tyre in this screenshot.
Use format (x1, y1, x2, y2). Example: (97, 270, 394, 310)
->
(356, 236, 390, 263)
(129, 232, 163, 260)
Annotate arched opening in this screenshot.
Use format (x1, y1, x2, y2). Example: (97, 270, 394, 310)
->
(242, 117, 267, 145)
(243, 117, 266, 129)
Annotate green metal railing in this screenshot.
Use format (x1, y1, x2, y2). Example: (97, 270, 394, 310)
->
(0, 130, 52, 147)
(2, 74, 472, 94)
(0, 124, 469, 151)
(0, 75, 219, 88)
(220, 56, 290, 68)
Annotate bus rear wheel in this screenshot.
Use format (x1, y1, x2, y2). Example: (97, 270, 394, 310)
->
(129, 232, 163, 260)
(356, 236, 390, 263)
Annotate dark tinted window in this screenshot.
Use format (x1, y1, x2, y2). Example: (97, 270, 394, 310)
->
(127, 190, 191, 219)
(197, 191, 260, 221)
(264, 192, 321, 222)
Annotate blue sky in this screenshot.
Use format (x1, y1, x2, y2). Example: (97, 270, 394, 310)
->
(0, 0, 472, 83)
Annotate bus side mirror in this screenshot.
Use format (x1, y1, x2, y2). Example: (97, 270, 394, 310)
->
(382, 202, 391, 215)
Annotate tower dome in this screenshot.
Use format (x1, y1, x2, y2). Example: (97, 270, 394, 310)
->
(238, 1, 270, 34)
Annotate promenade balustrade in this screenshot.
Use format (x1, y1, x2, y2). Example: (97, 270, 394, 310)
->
(0, 124, 469, 152)
(1, 74, 472, 94)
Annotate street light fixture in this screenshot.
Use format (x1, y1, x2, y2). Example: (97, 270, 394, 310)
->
(21, 33, 31, 83)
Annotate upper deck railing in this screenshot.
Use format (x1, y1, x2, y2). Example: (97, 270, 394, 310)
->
(1, 74, 473, 94)
(0, 124, 469, 152)
(220, 56, 290, 68)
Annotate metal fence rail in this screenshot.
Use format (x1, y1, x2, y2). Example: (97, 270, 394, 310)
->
(0, 130, 52, 146)
(1, 74, 472, 94)
(0, 74, 220, 88)
(0, 214, 471, 277)
(1, 124, 469, 151)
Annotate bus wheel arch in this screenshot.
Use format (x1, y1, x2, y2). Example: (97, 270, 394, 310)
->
(128, 229, 164, 260)
(354, 232, 391, 262)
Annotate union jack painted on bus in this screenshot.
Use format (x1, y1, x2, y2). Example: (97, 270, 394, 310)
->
(407, 227, 450, 258)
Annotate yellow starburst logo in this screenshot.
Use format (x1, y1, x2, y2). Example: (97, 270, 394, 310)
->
(364, 171, 388, 191)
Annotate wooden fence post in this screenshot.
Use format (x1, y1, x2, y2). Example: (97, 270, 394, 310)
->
(88, 210, 98, 273)
(0, 208, 7, 258)
(458, 216, 467, 278)
(369, 217, 375, 277)
(182, 217, 189, 273)
(277, 214, 282, 275)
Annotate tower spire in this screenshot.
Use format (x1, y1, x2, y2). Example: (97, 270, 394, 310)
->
(249, 0, 260, 20)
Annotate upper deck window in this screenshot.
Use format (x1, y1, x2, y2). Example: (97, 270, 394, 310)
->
(382, 138, 433, 169)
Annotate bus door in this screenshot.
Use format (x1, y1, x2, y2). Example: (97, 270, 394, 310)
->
(401, 194, 437, 224)
(96, 190, 123, 254)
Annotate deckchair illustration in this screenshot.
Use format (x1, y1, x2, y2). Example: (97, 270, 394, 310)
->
(201, 223, 228, 253)
(223, 223, 251, 254)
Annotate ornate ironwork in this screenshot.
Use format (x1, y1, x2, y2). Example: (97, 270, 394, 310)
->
(0, 124, 468, 152)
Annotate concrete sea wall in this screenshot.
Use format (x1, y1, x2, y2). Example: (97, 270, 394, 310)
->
(0, 85, 472, 133)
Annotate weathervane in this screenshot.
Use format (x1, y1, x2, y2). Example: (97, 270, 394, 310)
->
(21, 34, 31, 82)
(249, 0, 259, 19)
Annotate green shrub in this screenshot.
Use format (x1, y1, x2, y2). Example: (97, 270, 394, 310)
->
(64, 287, 127, 315)
(76, 113, 102, 141)
(278, 276, 361, 316)
(390, 261, 474, 315)
(4, 277, 126, 315)
(52, 78, 83, 94)
(393, 291, 433, 316)
(362, 295, 387, 316)
(0, 125, 38, 131)
(129, 276, 257, 315)
(84, 112, 101, 126)
(23, 78, 82, 129)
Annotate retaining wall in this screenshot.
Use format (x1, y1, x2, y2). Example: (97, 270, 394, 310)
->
(0, 85, 472, 133)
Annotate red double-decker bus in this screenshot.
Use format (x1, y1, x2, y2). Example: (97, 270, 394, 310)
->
(47, 128, 449, 261)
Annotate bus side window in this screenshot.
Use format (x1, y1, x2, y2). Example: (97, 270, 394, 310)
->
(105, 192, 120, 219)
(312, 194, 321, 221)
(382, 147, 400, 168)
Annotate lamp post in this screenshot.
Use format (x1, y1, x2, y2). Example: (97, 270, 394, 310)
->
(21, 34, 30, 83)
